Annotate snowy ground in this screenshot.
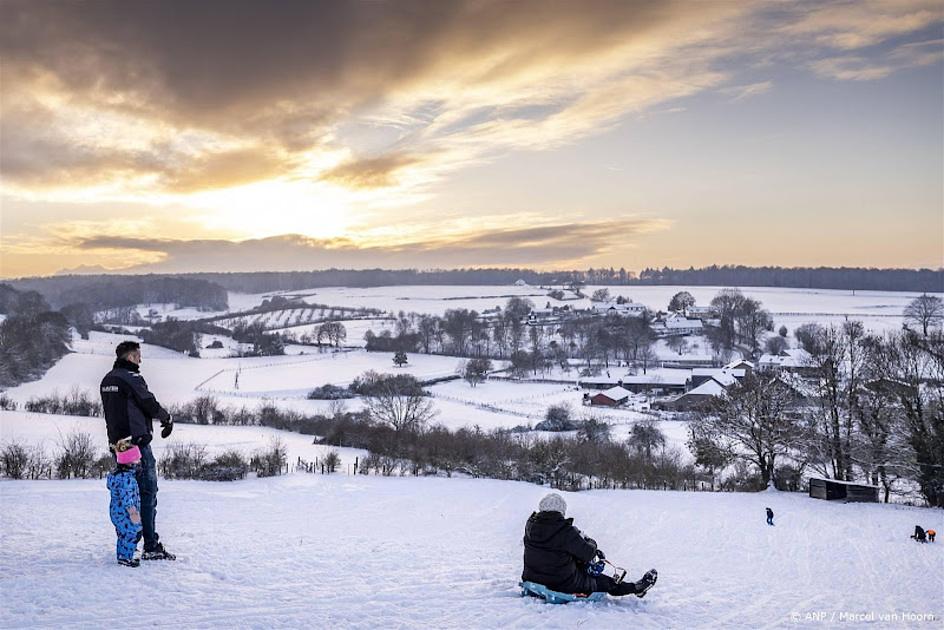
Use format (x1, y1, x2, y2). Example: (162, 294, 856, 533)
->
(1, 474, 941, 629)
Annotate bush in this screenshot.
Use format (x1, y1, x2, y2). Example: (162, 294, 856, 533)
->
(54, 431, 100, 479)
(0, 393, 17, 411)
(159, 443, 209, 479)
(535, 404, 576, 431)
(24, 389, 102, 417)
(1, 442, 51, 479)
(252, 438, 287, 477)
(199, 450, 250, 481)
(1, 441, 31, 479)
(350, 371, 426, 397)
(307, 384, 355, 400)
(323, 450, 341, 473)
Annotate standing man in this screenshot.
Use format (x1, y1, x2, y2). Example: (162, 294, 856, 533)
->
(766, 507, 775, 526)
(101, 341, 176, 561)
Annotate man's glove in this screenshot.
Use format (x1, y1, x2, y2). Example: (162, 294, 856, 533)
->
(160, 416, 174, 438)
(595, 549, 606, 560)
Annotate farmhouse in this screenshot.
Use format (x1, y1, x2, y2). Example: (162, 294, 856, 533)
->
(652, 314, 704, 337)
(686, 305, 719, 319)
(757, 348, 814, 375)
(690, 368, 742, 388)
(658, 378, 727, 411)
(589, 386, 632, 407)
(591, 302, 647, 317)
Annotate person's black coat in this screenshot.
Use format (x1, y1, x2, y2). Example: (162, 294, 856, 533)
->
(522, 510, 598, 593)
(100, 358, 170, 446)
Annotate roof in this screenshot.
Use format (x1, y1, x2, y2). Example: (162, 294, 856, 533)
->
(664, 318, 703, 329)
(724, 359, 754, 370)
(684, 379, 726, 397)
(598, 386, 632, 400)
(809, 477, 879, 489)
(622, 373, 690, 386)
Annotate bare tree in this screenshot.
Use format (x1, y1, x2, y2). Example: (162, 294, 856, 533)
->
(363, 381, 437, 433)
(904, 294, 943, 336)
(695, 375, 804, 487)
(628, 420, 665, 463)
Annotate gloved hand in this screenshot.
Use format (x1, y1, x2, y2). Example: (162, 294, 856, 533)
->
(160, 415, 174, 438)
(595, 549, 606, 561)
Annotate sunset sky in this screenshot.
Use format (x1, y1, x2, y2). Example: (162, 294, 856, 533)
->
(1, 0, 942, 278)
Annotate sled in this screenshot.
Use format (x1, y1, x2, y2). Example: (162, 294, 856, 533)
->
(519, 581, 606, 604)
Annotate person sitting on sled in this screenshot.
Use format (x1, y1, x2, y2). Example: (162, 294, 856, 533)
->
(522, 492, 657, 598)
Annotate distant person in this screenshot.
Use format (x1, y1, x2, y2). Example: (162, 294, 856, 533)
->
(766, 507, 774, 526)
(927, 529, 936, 543)
(101, 341, 176, 561)
(522, 493, 657, 598)
(107, 439, 143, 567)
(911, 525, 927, 543)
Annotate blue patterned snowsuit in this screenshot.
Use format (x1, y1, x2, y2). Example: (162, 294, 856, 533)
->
(107, 468, 142, 561)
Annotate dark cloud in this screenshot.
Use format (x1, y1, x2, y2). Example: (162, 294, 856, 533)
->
(320, 153, 421, 189)
(0, 0, 686, 187)
(74, 218, 667, 272)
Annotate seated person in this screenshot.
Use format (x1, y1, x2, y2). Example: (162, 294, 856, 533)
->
(522, 492, 657, 598)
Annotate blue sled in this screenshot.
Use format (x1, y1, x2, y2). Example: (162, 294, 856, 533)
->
(520, 581, 606, 604)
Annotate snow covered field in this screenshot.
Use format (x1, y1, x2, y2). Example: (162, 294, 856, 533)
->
(1, 474, 940, 629)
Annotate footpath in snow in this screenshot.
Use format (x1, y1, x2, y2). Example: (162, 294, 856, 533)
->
(1, 474, 941, 629)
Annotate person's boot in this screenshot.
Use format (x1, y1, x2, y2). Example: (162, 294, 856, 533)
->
(142, 543, 176, 561)
(117, 557, 140, 568)
(633, 569, 658, 598)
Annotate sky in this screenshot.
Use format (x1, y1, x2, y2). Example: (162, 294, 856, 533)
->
(1, 0, 942, 278)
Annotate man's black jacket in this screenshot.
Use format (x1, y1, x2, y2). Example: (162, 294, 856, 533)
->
(522, 510, 598, 593)
(100, 358, 170, 446)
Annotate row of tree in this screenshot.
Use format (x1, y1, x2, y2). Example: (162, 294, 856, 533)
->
(0, 285, 72, 387)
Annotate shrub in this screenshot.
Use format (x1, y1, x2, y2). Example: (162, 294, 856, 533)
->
(199, 450, 250, 481)
(1, 441, 31, 479)
(306, 384, 355, 400)
(159, 443, 209, 479)
(535, 404, 576, 431)
(54, 431, 99, 479)
(0, 393, 17, 411)
(323, 450, 341, 473)
(24, 388, 101, 417)
(1, 441, 54, 479)
(252, 438, 287, 477)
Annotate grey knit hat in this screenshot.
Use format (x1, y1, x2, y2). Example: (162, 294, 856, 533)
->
(539, 492, 566, 516)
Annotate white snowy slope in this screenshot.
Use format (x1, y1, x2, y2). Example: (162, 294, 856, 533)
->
(1, 475, 941, 629)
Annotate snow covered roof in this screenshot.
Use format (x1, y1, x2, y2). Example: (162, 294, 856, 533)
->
(622, 373, 690, 386)
(809, 477, 879, 489)
(724, 359, 754, 370)
(759, 348, 811, 368)
(684, 379, 726, 397)
(663, 318, 703, 330)
(599, 386, 632, 400)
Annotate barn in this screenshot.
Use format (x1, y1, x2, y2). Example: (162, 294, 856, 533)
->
(808, 478, 879, 503)
(590, 386, 631, 407)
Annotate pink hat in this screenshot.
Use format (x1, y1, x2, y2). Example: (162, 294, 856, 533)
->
(116, 445, 142, 465)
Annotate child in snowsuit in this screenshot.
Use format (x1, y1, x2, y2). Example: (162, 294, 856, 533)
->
(911, 525, 927, 543)
(107, 440, 143, 567)
(766, 507, 774, 526)
(928, 529, 936, 543)
(522, 493, 658, 598)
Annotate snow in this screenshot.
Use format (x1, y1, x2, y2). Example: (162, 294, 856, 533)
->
(1, 474, 940, 628)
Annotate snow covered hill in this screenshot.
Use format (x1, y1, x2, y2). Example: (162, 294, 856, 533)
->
(1, 474, 941, 629)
